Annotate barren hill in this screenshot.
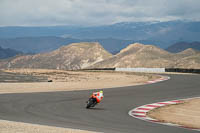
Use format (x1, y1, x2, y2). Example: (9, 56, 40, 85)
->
(90, 43, 200, 69)
(90, 43, 174, 68)
(0, 42, 112, 70)
(175, 48, 200, 58)
(0, 42, 199, 70)
(175, 49, 200, 68)
(175, 53, 200, 68)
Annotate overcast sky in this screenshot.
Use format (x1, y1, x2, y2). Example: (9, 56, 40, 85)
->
(0, 0, 200, 26)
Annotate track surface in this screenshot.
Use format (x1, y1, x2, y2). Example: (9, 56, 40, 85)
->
(0, 74, 200, 133)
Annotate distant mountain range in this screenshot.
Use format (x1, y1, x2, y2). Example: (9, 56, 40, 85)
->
(1, 36, 200, 57)
(0, 37, 134, 54)
(0, 42, 200, 69)
(0, 36, 199, 60)
(0, 46, 22, 59)
(1, 20, 200, 49)
(166, 41, 200, 53)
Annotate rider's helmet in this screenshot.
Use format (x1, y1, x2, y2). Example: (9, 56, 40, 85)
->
(100, 90, 103, 93)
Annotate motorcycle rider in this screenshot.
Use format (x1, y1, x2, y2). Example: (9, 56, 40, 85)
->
(90, 90, 104, 105)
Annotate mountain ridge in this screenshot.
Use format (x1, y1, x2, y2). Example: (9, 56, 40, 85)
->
(0, 46, 23, 59)
(1, 20, 200, 50)
(166, 41, 200, 53)
(90, 43, 200, 69)
(0, 42, 112, 70)
(0, 42, 200, 69)
(0, 37, 135, 55)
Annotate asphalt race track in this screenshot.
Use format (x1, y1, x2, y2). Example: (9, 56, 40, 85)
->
(0, 74, 200, 133)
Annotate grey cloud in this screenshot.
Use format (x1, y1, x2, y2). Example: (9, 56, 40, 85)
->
(0, 0, 200, 26)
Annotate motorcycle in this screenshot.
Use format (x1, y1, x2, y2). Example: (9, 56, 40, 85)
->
(86, 97, 97, 109)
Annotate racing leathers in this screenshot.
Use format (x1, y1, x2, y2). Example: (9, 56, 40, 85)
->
(91, 91, 104, 103)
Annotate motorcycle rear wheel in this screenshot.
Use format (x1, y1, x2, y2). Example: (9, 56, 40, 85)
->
(86, 98, 93, 109)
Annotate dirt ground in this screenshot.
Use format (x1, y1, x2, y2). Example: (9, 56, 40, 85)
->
(0, 69, 159, 133)
(0, 69, 159, 94)
(148, 98, 200, 129)
(0, 119, 95, 133)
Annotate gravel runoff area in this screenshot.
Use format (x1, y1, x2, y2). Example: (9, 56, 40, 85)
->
(0, 69, 160, 133)
(148, 98, 200, 129)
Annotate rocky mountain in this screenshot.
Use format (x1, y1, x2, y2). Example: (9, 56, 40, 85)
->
(90, 43, 200, 69)
(0, 42, 112, 70)
(166, 41, 200, 53)
(0, 46, 22, 59)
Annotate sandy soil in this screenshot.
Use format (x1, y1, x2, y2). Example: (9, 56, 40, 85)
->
(0, 69, 159, 94)
(0, 69, 159, 133)
(0, 120, 95, 133)
(148, 98, 200, 129)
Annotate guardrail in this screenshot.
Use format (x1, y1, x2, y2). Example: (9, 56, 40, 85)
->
(165, 68, 200, 74)
(81, 68, 200, 74)
(115, 68, 165, 73)
(81, 68, 116, 71)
